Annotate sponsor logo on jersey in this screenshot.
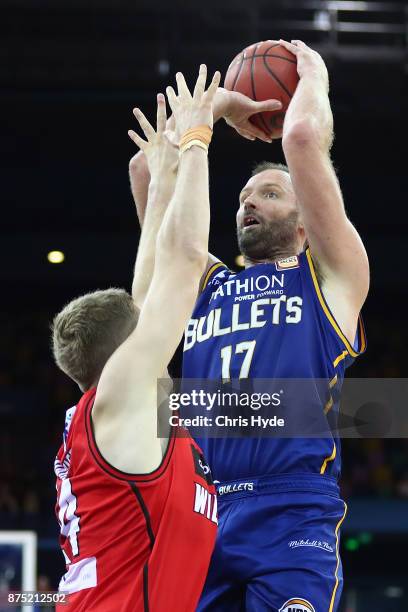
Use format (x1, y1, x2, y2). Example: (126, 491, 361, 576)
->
(184, 295, 303, 351)
(191, 445, 213, 486)
(209, 273, 285, 303)
(288, 538, 334, 552)
(279, 598, 315, 612)
(276, 256, 299, 271)
(217, 481, 255, 496)
(193, 483, 218, 524)
(210, 269, 230, 288)
(54, 450, 72, 480)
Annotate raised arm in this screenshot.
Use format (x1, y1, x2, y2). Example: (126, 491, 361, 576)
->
(280, 39, 369, 336)
(129, 88, 283, 293)
(128, 103, 178, 309)
(131, 66, 220, 377)
(93, 67, 220, 472)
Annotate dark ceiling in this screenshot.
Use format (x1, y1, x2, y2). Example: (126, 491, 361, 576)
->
(1, 0, 407, 309)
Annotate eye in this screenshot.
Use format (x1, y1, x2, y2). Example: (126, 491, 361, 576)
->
(265, 191, 278, 199)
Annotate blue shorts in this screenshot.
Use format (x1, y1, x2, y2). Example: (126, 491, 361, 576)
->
(198, 474, 347, 612)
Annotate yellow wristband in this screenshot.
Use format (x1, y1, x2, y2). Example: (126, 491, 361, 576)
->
(179, 139, 209, 155)
(179, 125, 213, 150)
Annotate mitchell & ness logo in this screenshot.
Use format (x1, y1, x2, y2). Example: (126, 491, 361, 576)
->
(288, 538, 334, 553)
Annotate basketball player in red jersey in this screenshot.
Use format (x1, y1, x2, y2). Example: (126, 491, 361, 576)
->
(52, 65, 220, 612)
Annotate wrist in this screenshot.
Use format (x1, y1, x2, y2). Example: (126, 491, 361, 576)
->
(179, 144, 209, 157)
(179, 126, 212, 155)
(300, 70, 329, 92)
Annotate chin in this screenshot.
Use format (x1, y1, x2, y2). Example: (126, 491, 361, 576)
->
(238, 229, 266, 257)
(239, 243, 270, 261)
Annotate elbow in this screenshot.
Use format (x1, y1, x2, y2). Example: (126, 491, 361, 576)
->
(283, 119, 318, 149)
(129, 150, 150, 178)
(283, 118, 332, 153)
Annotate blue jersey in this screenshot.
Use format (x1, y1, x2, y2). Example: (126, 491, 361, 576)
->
(182, 249, 366, 483)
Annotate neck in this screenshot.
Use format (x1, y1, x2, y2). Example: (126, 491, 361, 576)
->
(244, 246, 301, 269)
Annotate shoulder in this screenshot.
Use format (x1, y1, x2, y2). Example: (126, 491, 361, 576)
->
(201, 261, 231, 293)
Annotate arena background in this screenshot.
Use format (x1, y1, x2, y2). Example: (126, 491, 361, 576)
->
(0, 1, 407, 610)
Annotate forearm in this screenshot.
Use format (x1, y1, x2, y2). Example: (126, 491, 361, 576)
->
(132, 174, 175, 307)
(129, 151, 151, 226)
(157, 147, 209, 269)
(282, 75, 333, 150)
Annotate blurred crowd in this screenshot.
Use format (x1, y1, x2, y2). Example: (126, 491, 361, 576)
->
(0, 309, 407, 534)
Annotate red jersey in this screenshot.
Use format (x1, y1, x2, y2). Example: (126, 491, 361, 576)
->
(54, 388, 217, 611)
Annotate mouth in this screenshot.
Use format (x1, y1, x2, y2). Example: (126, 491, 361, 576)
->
(243, 215, 260, 229)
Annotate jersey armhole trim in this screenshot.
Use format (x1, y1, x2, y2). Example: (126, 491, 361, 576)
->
(201, 262, 226, 292)
(84, 390, 176, 483)
(305, 248, 366, 358)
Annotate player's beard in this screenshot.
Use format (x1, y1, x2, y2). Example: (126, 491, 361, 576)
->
(237, 210, 300, 261)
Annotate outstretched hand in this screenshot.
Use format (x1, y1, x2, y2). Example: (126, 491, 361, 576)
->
(165, 65, 221, 140)
(128, 94, 178, 179)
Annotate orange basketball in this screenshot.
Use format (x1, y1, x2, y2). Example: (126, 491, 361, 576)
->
(224, 41, 299, 139)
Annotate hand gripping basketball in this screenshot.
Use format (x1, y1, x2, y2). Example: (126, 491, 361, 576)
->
(165, 65, 221, 139)
(279, 39, 329, 91)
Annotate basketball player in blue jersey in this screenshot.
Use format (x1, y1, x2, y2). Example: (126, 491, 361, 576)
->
(130, 41, 369, 612)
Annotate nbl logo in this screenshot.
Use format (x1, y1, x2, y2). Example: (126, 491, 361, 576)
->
(279, 599, 315, 612)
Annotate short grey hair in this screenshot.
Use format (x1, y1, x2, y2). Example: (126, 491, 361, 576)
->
(252, 161, 290, 176)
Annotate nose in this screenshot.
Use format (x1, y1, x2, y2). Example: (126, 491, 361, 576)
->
(244, 198, 257, 212)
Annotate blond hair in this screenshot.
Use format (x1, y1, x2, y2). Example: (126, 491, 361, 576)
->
(52, 288, 138, 391)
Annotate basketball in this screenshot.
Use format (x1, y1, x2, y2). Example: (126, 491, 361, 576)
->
(224, 41, 299, 139)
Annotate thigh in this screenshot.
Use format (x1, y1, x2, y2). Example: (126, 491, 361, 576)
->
(197, 500, 246, 612)
(246, 561, 343, 612)
(198, 580, 245, 612)
(245, 492, 346, 612)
